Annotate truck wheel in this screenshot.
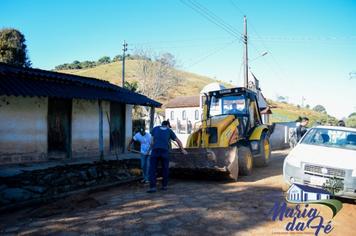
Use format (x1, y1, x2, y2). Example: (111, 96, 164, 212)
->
(254, 132, 271, 167)
(238, 146, 253, 176)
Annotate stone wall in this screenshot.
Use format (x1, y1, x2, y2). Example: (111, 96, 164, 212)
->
(0, 159, 141, 208)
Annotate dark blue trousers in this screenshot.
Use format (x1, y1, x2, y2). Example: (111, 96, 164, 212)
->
(149, 148, 169, 189)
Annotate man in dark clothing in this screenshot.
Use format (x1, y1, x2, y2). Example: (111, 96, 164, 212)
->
(147, 120, 187, 193)
(296, 117, 309, 142)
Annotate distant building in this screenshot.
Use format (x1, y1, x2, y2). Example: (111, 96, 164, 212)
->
(287, 184, 330, 202)
(0, 63, 160, 165)
(165, 83, 225, 134)
(165, 95, 200, 133)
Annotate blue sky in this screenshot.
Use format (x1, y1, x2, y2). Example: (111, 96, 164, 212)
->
(1, 0, 355, 118)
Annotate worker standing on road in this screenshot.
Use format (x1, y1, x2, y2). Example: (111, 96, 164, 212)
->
(296, 117, 309, 142)
(147, 120, 187, 193)
(127, 127, 151, 184)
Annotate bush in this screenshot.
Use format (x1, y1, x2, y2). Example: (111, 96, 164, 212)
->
(313, 105, 326, 113)
(346, 117, 356, 128)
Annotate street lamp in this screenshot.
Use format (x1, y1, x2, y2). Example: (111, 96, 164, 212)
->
(250, 51, 268, 62)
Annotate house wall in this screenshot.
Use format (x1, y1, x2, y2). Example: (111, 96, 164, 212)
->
(0, 96, 48, 164)
(71, 99, 100, 158)
(270, 121, 296, 150)
(0, 95, 133, 165)
(165, 107, 201, 133)
(261, 114, 270, 124)
(70, 99, 119, 158)
(125, 104, 133, 152)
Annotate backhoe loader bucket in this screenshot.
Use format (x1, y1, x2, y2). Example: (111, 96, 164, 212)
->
(169, 146, 239, 180)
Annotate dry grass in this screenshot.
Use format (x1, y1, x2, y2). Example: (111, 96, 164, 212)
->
(58, 60, 230, 103)
(269, 100, 332, 125)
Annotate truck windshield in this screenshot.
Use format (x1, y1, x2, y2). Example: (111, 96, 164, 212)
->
(301, 128, 356, 151)
(209, 95, 247, 117)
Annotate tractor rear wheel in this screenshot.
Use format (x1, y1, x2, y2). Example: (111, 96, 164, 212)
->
(254, 132, 271, 167)
(238, 146, 253, 176)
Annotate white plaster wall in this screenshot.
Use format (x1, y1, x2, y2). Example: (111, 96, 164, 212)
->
(125, 104, 133, 152)
(270, 122, 296, 150)
(72, 99, 100, 158)
(165, 107, 201, 130)
(0, 96, 47, 164)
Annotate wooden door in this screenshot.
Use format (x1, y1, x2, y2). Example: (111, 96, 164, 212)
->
(110, 102, 125, 154)
(48, 98, 72, 158)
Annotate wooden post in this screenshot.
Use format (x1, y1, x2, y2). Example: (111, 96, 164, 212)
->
(98, 100, 104, 160)
(149, 106, 155, 131)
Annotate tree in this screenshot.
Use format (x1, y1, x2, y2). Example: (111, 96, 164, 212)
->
(124, 81, 138, 92)
(157, 52, 176, 67)
(70, 60, 81, 69)
(136, 50, 180, 101)
(348, 112, 356, 118)
(112, 55, 122, 62)
(0, 28, 31, 67)
(313, 104, 326, 113)
(305, 104, 310, 109)
(346, 116, 356, 128)
(97, 56, 111, 65)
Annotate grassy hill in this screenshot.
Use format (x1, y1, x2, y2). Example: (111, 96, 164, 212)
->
(59, 60, 230, 103)
(57, 60, 335, 125)
(269, 100, 336, 125)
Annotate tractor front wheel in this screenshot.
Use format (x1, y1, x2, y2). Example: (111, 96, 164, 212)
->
(238, 146, 253, 176)
(254, 132, 271, 167)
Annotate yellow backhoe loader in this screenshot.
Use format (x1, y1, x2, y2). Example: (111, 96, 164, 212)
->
(169, 87, 271, 181)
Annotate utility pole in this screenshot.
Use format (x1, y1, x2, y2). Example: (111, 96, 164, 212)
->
(301, 96, 306, 107)
(243, 16, 249, 88)
(122, 40, 128, 87)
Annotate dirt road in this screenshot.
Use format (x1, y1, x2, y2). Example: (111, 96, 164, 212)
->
(0, 150, 355, 235)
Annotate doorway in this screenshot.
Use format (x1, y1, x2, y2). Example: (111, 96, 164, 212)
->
(110, 102, 126, 154)
(48, 98, 72, 159)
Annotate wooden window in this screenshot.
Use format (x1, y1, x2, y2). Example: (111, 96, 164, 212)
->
(195, 110, 199, 120)
(170, 111, 174, 120)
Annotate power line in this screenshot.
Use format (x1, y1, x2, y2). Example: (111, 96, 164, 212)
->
(180, 0, 242, 41)
(131, 41, 236, 50)
(185, 39, 239, 68)
(130, 36, 233, 46)
(188, 0, 242, 36)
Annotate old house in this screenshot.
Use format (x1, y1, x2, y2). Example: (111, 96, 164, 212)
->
(0, 62, 160, 165)
(165, 83, 225, 134)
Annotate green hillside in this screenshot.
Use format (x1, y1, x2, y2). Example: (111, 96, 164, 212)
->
(59, 60, 230, 103)
(57, 60, 335, 125)
(269, 100, 337, 125)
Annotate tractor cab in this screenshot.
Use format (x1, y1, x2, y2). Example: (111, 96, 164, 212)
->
(205, 87, 263, 136)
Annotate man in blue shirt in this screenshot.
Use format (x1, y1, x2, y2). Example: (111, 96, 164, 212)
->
(147, 120, 187, 193)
